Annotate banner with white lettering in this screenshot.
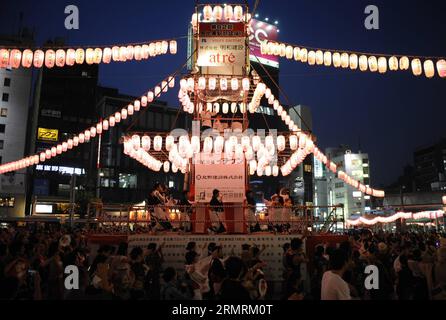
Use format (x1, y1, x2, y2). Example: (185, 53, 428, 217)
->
(194, 163, 245, 203)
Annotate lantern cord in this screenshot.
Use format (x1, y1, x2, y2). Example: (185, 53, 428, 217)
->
(126, 48, 198, 132)
(0, 35, 189, 50)
(273, 40, 446, 61)
(251, 54, 313, 134)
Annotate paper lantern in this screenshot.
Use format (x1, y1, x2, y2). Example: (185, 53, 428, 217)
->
(102, 119, 109, 131)
(43, 50, 56, 68)
(75, 48, 85, 64)
(84, 130, 91, 141)
(90, 127, 97, 138)
(53, 49, 65, 68)
(341, 53, 349, 68)
(45, 150, 52, 159)
(279, 44, 286, 57)
(423, 60, 435, 78)
(323, 51, 332, 67)
(203, 5, 213, 20)
(368, 56, 378, 72)
(300, 48, 308, 63)
(133, 46, 142, 61)
(437, 60, 446, 78)
(153, 136, 163, 151)
(234, 5, 243, 20)
(239, 103, 247, 113)
(220, 78, 228, 91)
(293, 47, 301, 61)
(154, 86, 161, 97)
(332, 52, 341, 68)
(277, 135, 286, 151)
(349, 54, 358, 70)
(0, 49, 9, 68)
(9, 49, 21, 69)
(169, 40, 177, 55)
(411, 58, 422, 76)
(66, 49, 76, 66)
(389, 56, 399, 71)
(209, 77, 217, 90)
(161, 80, 168, 93)
(93, 48, 102, 64)
(224, 5, 234, 20)
(121, 108, 128, 120)
(359, 55, 368, 71)
(20, 49, 33, 68)
(214, 6, 223, 21)
(35, 50, 45, 68)
(40, 153, 46, 162)
(222, 103, 229, 114)
(307, 50, 316, 65)
(242, 78, 250, 91)
(286, 46, 294, 60)
(85, 48, 95, 65)
(73, 136, 79, 147)
(378, 57, 388, 74)
(315, 50, 324, 65)
(231, 103, 238, 113)
(213, 103, 220, 113)
(230, 78, 239, 91)
(399, 56, 410, 70)
(290, 135, 298, 150)
(265, 166, 272, 177)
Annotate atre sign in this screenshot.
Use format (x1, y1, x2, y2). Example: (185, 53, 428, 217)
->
(197, 22, 246, 76)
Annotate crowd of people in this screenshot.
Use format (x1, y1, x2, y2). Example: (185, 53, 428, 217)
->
(0, 222, 445, 300)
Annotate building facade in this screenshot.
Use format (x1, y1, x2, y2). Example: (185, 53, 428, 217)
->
(413, 139, 446, 192)
(0, 33, 34, 217)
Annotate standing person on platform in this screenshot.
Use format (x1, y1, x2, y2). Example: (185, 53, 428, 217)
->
(281, 188, 293, 233)
(269, 195, 283, 233)
(245, 190, 258, 233)
(321, 249, 352, 300)
(209, 189, 226, 234)
(201, 109, 216, 132)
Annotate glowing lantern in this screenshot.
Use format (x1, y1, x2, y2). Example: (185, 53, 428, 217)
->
(198, 77, 206, 90)
(20, 49, 33, 68)
(51, 147, 57, 157)
(437, 60, 446, 78)
(84, 130, 91, 141)
(132, 135, 141, 150)
(312, 50, 323, 65)
(203, 5, 213, 20)
(323, 51, 332, 66)
(341, 53, 349, 68)
(265, 166, 272, 177)
(162, 80, 168, 93)
(64, 49, 75, 66)
(378, 57, 388, 74)
(423, 60, 435, 78)
(168, 40, 177, 55)
(209, 77, 217, 90)
(332, 52, 341, 68)
(249, 160, 257, 175)
(307, 50, 316, 65)
(234, 6, 243, 20)
(93, 48, 102, 64)
(72, 136, 79, 147)
(273, 165, 279, 177)
(40, 153, 46, 162)
(90, 127, 97, 138)
(220, 78, 228, 91)
(368, 56, 378, 72)
(0, 49, 9, 68)
(121, 108, 128, 120)
(389, 56, 399, 71)
(279, 43, 286, 57)
(222, 103, 229, 114)
(213, 103, 220, 113)
(147, 91, 154, 103)
(293, 47, 301, 61)
(411, 58, 422, 76)
(126, 46, 135, 60)
(239, 103, 247, 113)
(242, 78, 250, 91)
(154, 136, 163, 151)
(9, 49, 21, 69)
(119, 46, 127, 61)
(224, 5, 234, 20)
(134, 100, 141, 112)
(75, 48, 85, 64)
(109, 116, 116, 127)
(114, 112, 121, 123)
(231, 78, 239, 91)
(399, 56, 410, 70)
(277, 135, 286, 152)
(43, 50, 55, 68)
(102, 119, 109, 131)
(300, 48, 308, 63)
(214, 6, 223, 21)
(290, 135, 298, 150)
(133, 46, 142, 61)
(359, 55, 368, 71)
(85, 48, 95, 65)
(231, 103, 237, 113)
(126, 105, 134, 116)
(45, 150, 52, 159)
(286, 46, 294, 60)
(154, 86, 161, 97)
(349, 54, 358, 70)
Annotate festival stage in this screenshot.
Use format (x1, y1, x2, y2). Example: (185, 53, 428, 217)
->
(88, 233, 348, 282)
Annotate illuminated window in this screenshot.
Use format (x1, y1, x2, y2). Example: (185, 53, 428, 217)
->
(119, 174, 137, 189)
(304, 165, 312, 173)
(1, 108, 7, 117)
(0, 196, 15, 207)
(335, 182, 344, 189)
(353, 191, 362, 198)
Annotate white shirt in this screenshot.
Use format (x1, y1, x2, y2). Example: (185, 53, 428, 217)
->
(321, 271, 351, 300)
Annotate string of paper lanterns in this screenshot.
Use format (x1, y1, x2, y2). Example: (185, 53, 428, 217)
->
(180, 76, 250, 92)
(0, 75, 176, 174)
(0, 40, 177, 69)
(262, 41, 446, 79)
(347, 210, 445, 226)
(191, 4, 251, 31)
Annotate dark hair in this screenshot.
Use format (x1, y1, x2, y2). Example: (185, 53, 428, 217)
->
(242, 244, 251, 251)
(213, 189, 220, 197)
(399, 254, 409, 267)
(117, 242, 128, 256)
(162, 267, 177, 282)
(208, 242, 217, 253)
(225, 256, 244, 279)
(186, 242, 196, 252)
(252, 247, 260, 257)
(130, 247, 143, 261)
(186, 251, 198, 265)
(283, 243, 291, 252)
(329, 249, 348, 270)
(147, 243, 157, 251)
(290, 238, 303, 251)
(315, 245, 325, 257)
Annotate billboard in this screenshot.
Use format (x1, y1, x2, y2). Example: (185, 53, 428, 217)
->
(198, 22, 246, 75)
(194, 163, 245, 203)
(38, 128, 58, 142)
(249, 19, 279, 68)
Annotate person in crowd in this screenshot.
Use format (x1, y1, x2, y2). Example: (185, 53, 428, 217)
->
(431, 247, 446, 300)
(310, 245, 328, 300)
(245, 190, 259, 233)
(396, 254, 415, 300)
(219, 256, 251, 300)
(209, 189, 226, 234)
(204, 244, 226, 300)
(144, 243, 164, 300)
(129, 247, 147, 300)
(321, 249, 352, 300)
(160, 267, 192, 300)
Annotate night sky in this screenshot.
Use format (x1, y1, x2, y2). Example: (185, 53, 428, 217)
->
(1, 0, 446, 188)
